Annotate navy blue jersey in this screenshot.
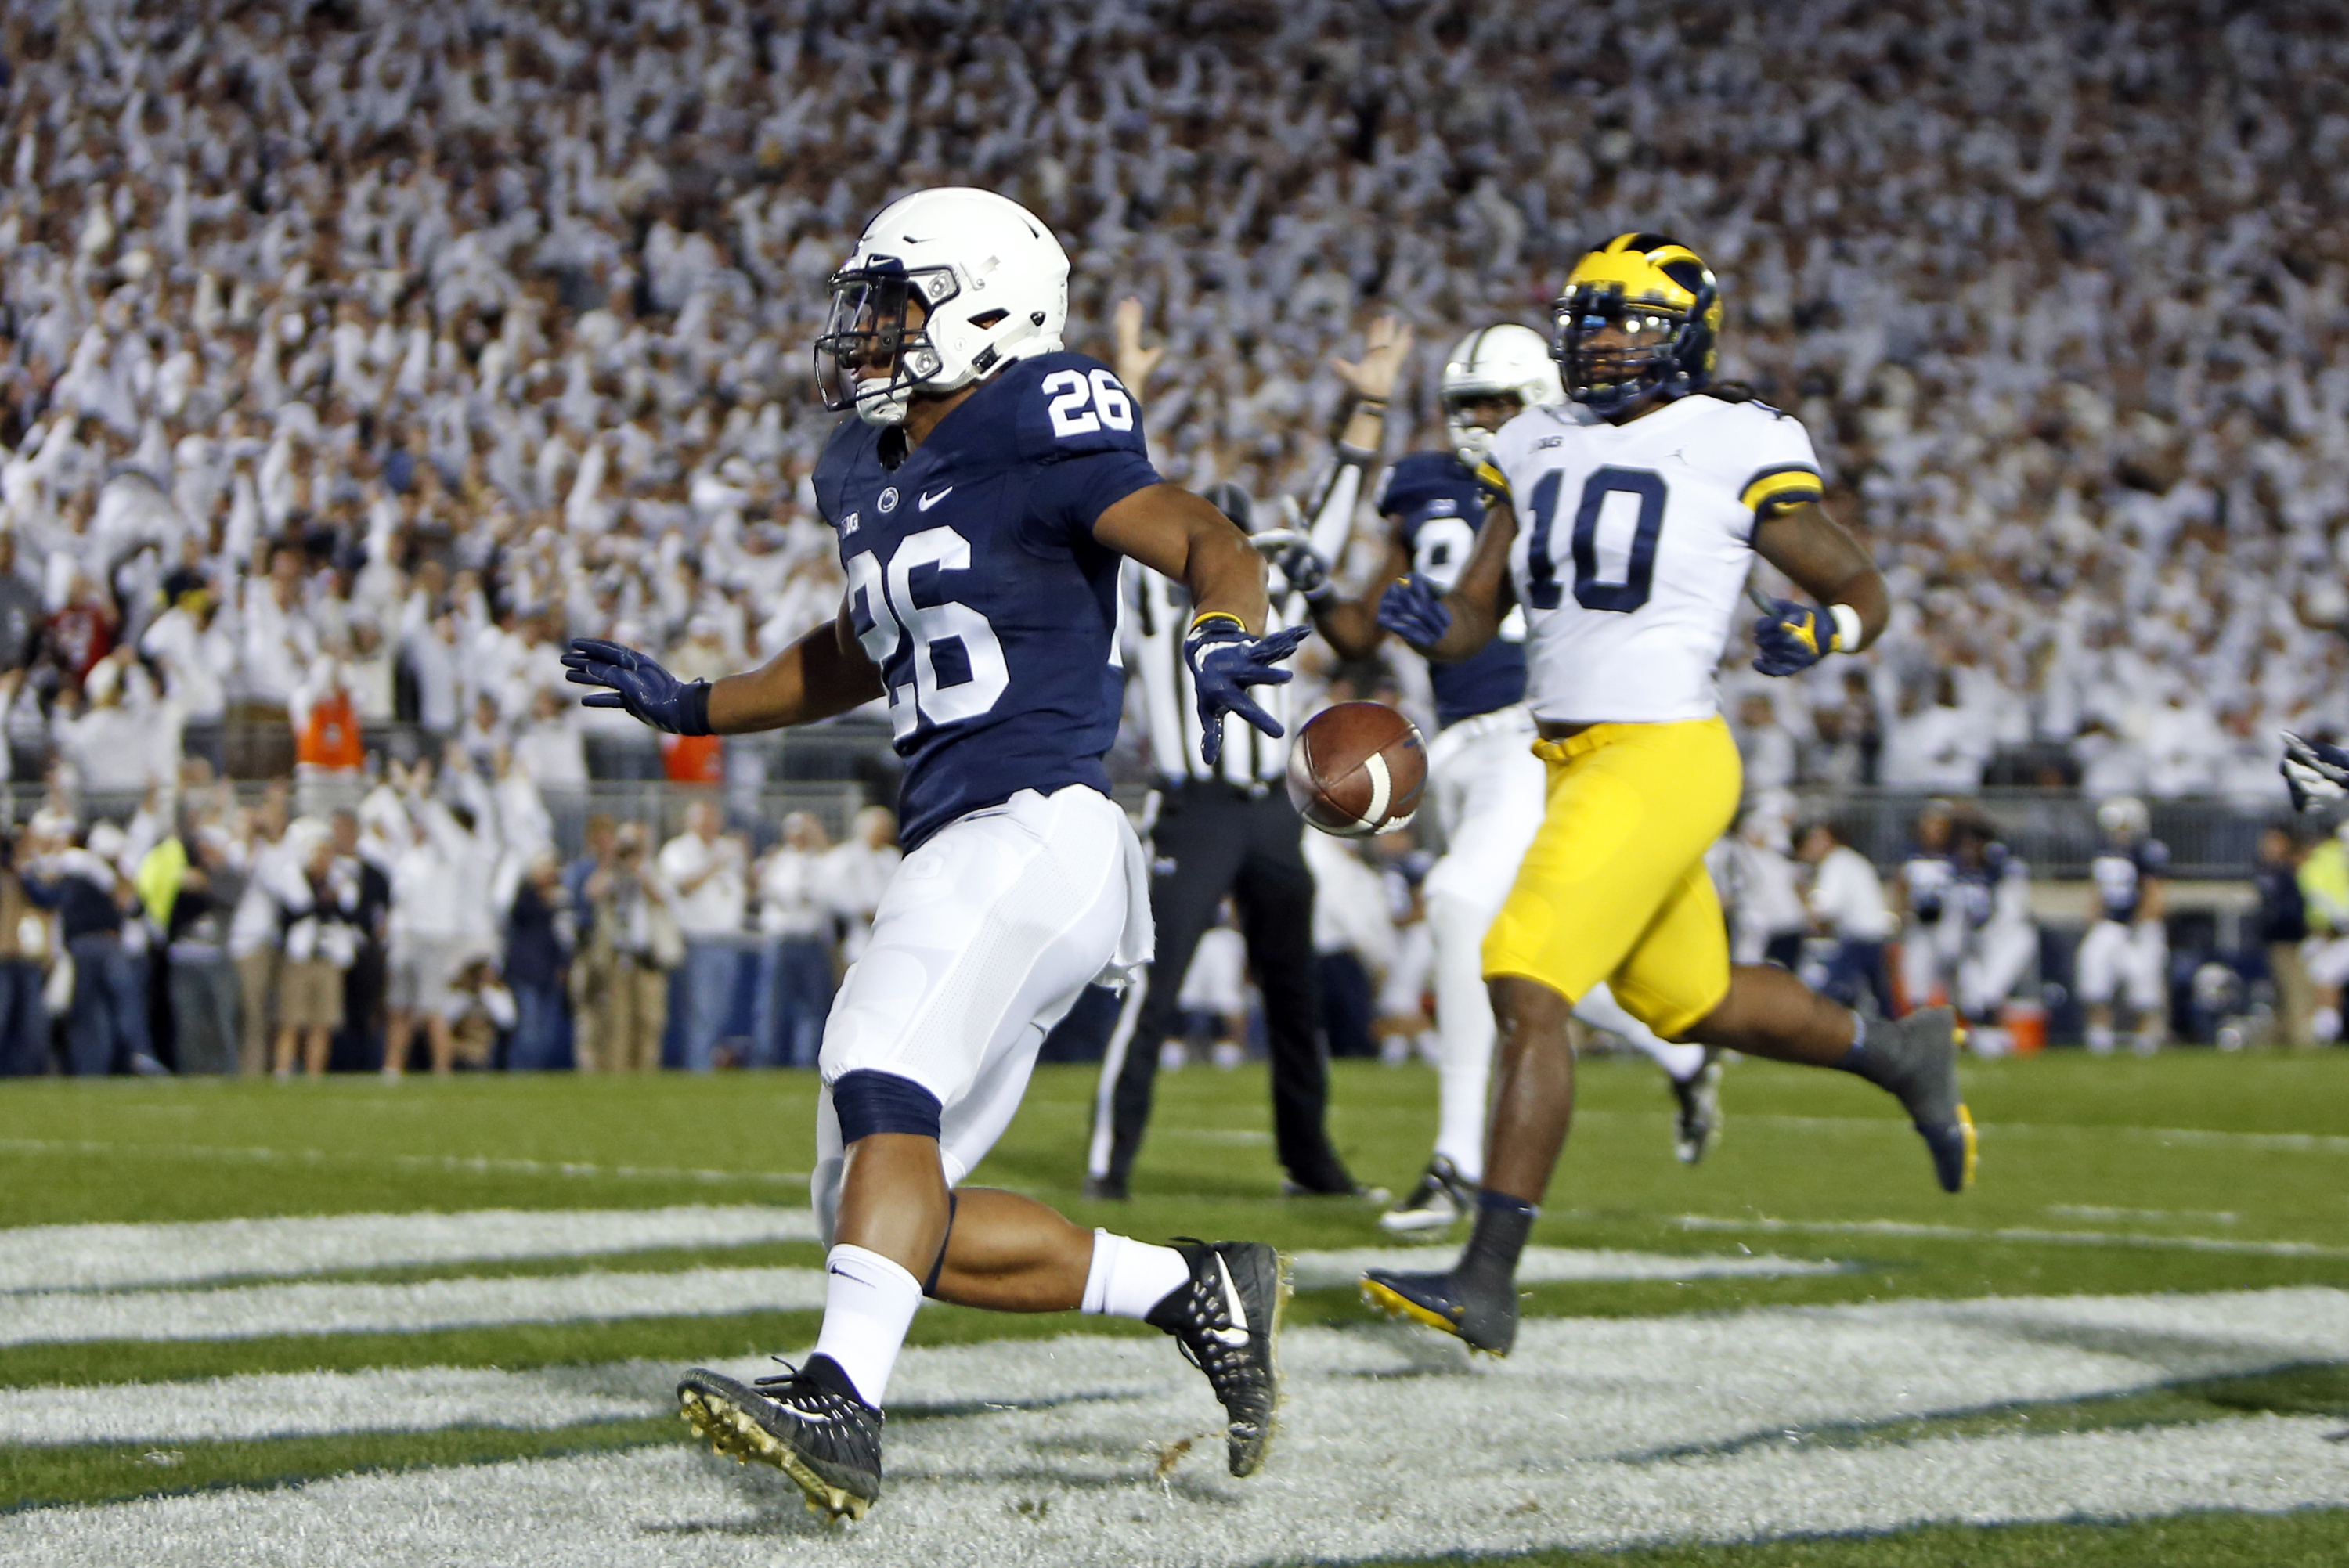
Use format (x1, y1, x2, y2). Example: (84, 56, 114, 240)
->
(2091, 838, 2167, 924)
(1380, 452, 1526, 729)
(1900, 849, 1955, 925)
(1951, 842, 2016, 929)
(812, 351, 1159, 851)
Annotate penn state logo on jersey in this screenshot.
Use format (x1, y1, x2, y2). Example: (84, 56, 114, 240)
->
(1378, 450, 1528, 730)
(811, 351, 1160, 850)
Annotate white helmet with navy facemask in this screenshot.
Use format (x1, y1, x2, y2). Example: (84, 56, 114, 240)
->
(1439, 324, 1565, 474)
(814, 187, 1070, 428)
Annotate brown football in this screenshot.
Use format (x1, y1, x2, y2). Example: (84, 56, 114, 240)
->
(1287, 701, 1427, 838)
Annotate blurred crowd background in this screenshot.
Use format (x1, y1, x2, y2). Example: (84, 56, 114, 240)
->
(0, 0, 2342, 1075)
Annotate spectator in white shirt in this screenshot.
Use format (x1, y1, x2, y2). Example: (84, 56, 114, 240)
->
(751, 812, 835, 1069)
(1734, 690, 1799, 794)
(658, 799, 748, 1072)
(54, 653, 175, 796)
(1878, 675, 1992, 792)
(140, 586, 234, 773)
(512, 687, 589, 788)
(1797, 820, 1896, 1017)
(820, 806, 900, 964)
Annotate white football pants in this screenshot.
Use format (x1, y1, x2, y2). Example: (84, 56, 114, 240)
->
(812, 785, 1150, 1243)
(1422, 709, 1704, 1184)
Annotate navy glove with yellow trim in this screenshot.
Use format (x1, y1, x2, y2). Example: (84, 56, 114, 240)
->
(1185, 615, 1308, 767)
(1377, 573, 1452, 648)
(1749, 589, 1842, 677)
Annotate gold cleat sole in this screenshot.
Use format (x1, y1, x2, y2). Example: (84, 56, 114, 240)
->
(677, 1386, 871, 1522)
(1956, 1104, 1979, 1191)
(1360, 1276, 1461, 1336)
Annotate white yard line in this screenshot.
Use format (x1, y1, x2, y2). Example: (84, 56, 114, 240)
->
(8, 1288, 2347, 1566)
(0, 1136, 813, 1191)
(0, 1207, 824, 1293)
(1674, 1212, 2349, 1259)
(0, 1247, 1838, 1347)
(1286, 1246, 1842, 1290)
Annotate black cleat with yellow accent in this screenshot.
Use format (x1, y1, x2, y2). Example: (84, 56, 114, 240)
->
(1359, 1263, 1518, 1356)
(677, 1359, 881, 1522)
(1862, 1005, 1977, 1194)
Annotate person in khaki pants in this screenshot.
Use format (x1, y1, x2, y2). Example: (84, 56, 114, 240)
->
(228, 791, 292, 1075)
(2256, 824, 2315, 1048)
(574, 822, 675, 1071)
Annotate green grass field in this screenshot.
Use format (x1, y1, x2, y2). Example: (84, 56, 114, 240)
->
(2, 1050, 2345, 1565)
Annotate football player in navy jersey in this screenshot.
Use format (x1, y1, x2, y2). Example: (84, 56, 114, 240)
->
(2077, 795, 2170, 1055)
(564, 189, 1296, 1519)
(1279, 323, 1726, 1236)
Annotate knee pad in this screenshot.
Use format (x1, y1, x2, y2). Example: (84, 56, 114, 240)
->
(830, 1068, 944, 1143)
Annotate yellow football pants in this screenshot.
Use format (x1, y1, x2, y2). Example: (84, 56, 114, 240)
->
(1481, 716, 1742, 1039)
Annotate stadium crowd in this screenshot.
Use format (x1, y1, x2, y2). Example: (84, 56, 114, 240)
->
(0, 0, 2341, 1071)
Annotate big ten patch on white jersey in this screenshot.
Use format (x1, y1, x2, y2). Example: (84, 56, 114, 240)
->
(1481, 395, 1822, 726)
(813, 352, 1160, 852)
(1379, 452, 1528, 730)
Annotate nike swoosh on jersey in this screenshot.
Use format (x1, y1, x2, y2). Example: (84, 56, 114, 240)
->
(918, 486, 955, 510)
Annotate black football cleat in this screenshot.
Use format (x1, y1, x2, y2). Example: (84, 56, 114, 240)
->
(677, 1362, 882, 1521)
(1359, 1262, 1517, 1356)
(1868, 1005, 1977, 1193)
(1149, 1239, 1289, 1477)
(1670, 1049, 1724, 1165)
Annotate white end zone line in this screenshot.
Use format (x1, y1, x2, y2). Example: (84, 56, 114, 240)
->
(0, 1137, 814, 1188)
(8, 1289, 2348, 1567)
(1676, 1213, 2349, 1260)
(0, 1207, 826, 1294)
(0, 1246, 1843, 1348)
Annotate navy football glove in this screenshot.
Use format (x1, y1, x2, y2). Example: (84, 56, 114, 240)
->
(1748, 587, 1842, 677)
(561, 637, 713, 736)
(1376, 574, 1452, 647)
(1185, 615, 1308, 767)
(2281, 730, 2349, 813)
(1276, 539, 1336, 604)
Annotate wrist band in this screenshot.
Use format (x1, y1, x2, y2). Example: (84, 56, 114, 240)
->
(1188, 611, 1246, 636)
(679, 679, 714, 737)
(1828, 604, 1864, 653)
(1354, 397, 1387, 412)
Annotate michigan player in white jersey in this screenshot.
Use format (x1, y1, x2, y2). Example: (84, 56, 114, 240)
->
(565, 189, 1295, 1518)
(1360, 234, 1974, 1355)
(1279, 320, 1722, 1239)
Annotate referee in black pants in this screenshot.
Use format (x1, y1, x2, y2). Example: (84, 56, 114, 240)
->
(1085, 474, 1371, 1201)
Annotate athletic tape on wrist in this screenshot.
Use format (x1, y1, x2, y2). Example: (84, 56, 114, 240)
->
(1828, 604, 1863, 653)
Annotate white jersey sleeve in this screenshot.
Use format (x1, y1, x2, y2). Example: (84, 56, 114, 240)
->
(1484, 396, 1823, 726)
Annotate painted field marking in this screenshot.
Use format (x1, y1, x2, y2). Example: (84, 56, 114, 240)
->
(0, 1137, 813, 1188)
(8, 1289, 2347, 1566)
(1674, 1213, 2349, 1260)
(0, 1207, 824, 1294)
(0, 1245, 1842, 1346)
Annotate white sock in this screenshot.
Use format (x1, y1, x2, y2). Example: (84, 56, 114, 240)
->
(1427, 892, 1498, 1182)
(2315, 1006, 2340, 1044)
(1575, 981, 1706, 1081)
(2085, 1026, 2114, 1054)
(810, 1244, 924, 1408)
(1081, 1231, 1192, 1320)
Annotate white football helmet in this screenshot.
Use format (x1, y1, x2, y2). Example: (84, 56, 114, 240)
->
(2096, 795, 2150, 844)
(1439, 324, 1565, 471)
(815, 187, 1070, 427)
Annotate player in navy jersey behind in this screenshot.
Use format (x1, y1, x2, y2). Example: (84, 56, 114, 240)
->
(564, 188, 1298, 1520)
(1279, 322, 1727, 1237)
